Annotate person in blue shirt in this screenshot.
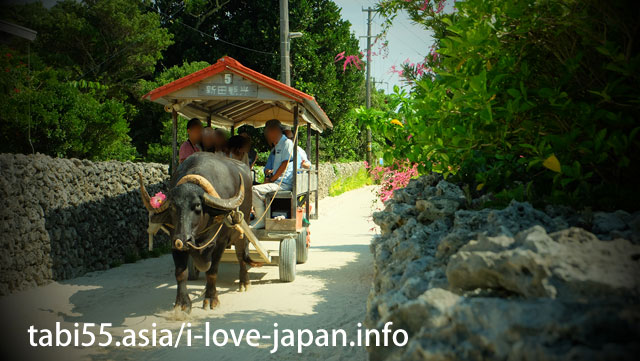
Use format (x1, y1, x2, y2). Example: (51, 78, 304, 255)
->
(263, 148, 275, 178)
(250, 119, 294, 229)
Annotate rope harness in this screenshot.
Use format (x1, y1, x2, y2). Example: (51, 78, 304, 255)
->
(155, 125, 299, 251)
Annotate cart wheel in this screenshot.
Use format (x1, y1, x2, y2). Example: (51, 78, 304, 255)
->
(187, 255, 200, 280)
(279, 237, 296, 282)
(296, 227, 309, 264)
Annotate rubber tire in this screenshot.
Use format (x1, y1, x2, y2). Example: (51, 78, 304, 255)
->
(279, 237, 296, 282)
(296, 227, 309, 264)
(187, 255, 200, 280)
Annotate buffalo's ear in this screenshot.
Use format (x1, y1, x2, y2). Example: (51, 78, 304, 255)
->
(149, 211, 172, 225)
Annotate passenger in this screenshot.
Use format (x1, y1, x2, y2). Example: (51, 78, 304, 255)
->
(283, 126, 311, 169)
(179, 118, 202, 163)
(250, 119, 294, 229)
(213, 128, 228, 154)
(227, 135, 251, 166)
(239, 132, 258, 168)
(201, 126, 216, 152)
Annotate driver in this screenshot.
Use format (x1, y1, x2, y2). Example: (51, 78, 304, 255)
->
(250, 119, 294, 229)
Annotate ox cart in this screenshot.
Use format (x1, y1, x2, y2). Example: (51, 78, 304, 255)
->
(142, 56, 331, 282)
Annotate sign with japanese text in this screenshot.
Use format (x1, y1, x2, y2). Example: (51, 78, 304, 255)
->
(198, 80, 258, 97)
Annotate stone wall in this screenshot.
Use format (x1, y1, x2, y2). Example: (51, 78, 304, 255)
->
(0, 153, 170, 295)
(367, 174, 640, 360)
(317, 162, 364, 199)
(0, 153, 363, 295)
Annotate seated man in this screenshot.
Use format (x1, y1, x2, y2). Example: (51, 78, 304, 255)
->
(251, 119, 294, 229)
(283, 126, 311, 169)
(263, 148, 275, 177)
(179, 118, 203, 163)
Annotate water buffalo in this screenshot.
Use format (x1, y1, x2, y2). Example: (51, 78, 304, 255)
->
(139, 152, 256, 312)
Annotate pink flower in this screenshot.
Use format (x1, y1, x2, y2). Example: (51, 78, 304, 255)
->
(407, 134, 413, 140)
(150, 192, 167, 209)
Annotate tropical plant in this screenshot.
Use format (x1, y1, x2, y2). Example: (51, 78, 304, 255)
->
(358, 0, 640, 210)
(0, 47, 135, 161)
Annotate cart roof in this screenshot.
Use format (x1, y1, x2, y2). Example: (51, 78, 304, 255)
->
(142, 56, 332, 132)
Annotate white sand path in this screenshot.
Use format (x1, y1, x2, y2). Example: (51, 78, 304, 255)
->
(1, 186, 380, 361)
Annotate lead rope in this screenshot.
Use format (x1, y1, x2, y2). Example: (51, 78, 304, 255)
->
(252, 125, 300, 227)
(185, 222, 224, 250)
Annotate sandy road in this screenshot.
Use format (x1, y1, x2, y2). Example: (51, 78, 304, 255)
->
(1, 186, 379, 361)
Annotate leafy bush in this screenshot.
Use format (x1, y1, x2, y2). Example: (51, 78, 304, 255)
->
(359, 0, 640, 210)
(0, 47, 136, 161)
(136, 61, 210, 162)
(254, 151, 271, 166)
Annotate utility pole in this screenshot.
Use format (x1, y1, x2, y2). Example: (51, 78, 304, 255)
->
(372, 77, 389, 92)
(280, 0, 290, 85)
(362, 7, 374, 165)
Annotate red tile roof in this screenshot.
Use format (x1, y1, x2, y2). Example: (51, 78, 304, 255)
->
(142, 56, 314, 102)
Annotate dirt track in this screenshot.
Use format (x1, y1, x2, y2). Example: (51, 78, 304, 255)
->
(1, 186, 379, 361)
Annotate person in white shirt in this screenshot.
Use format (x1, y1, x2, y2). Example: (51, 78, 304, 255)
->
(283, 127, 311, 169)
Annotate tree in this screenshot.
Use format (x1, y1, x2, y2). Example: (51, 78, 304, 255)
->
(135, 61, 211, 163)
(0, 47, 135, 161)
(362, 0, 640, 209)
(5, 0, 173, 98)
(151, 0, 366, 160)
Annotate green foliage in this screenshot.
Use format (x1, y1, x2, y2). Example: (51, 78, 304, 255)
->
(3, 0, 365, 163)
(135, 61, 210, 161)
(0, 47, 135, 160)
(2, 0, 172, 161)
(363, 0, 640, 210)
(253, 166, 266, 184)
(255, 151, 271, 165)
(328, 167, 372, 197)
(155, 0, 366, 161)
(6, 0, 173, 97)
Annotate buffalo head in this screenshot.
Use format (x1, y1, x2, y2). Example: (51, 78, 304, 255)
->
(138, 173, 244, 251)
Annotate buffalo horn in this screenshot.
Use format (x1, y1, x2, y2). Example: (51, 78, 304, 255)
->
(138, 173, 170, 213)
(202, 173, 245, 210)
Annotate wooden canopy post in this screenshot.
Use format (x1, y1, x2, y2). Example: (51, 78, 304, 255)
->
(171, 108, 178, 173)
(313, 130, 319, 219)
(305, 123, 311, 219)
(291, 104, 299, 220)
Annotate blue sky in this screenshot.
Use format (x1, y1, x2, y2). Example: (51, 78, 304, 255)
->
(332, 0, 435, 92)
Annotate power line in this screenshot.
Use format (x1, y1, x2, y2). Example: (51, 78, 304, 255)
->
(165, 13, 276, 56)
(77, 4, 274, 81)
(77, 4, 186, 80)
(397, 18, 432, 45)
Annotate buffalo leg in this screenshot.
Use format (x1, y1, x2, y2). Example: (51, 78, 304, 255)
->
(203, 243, 225, 309)
(233, 232, 252, 292)
(172, 250, 191, 313)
